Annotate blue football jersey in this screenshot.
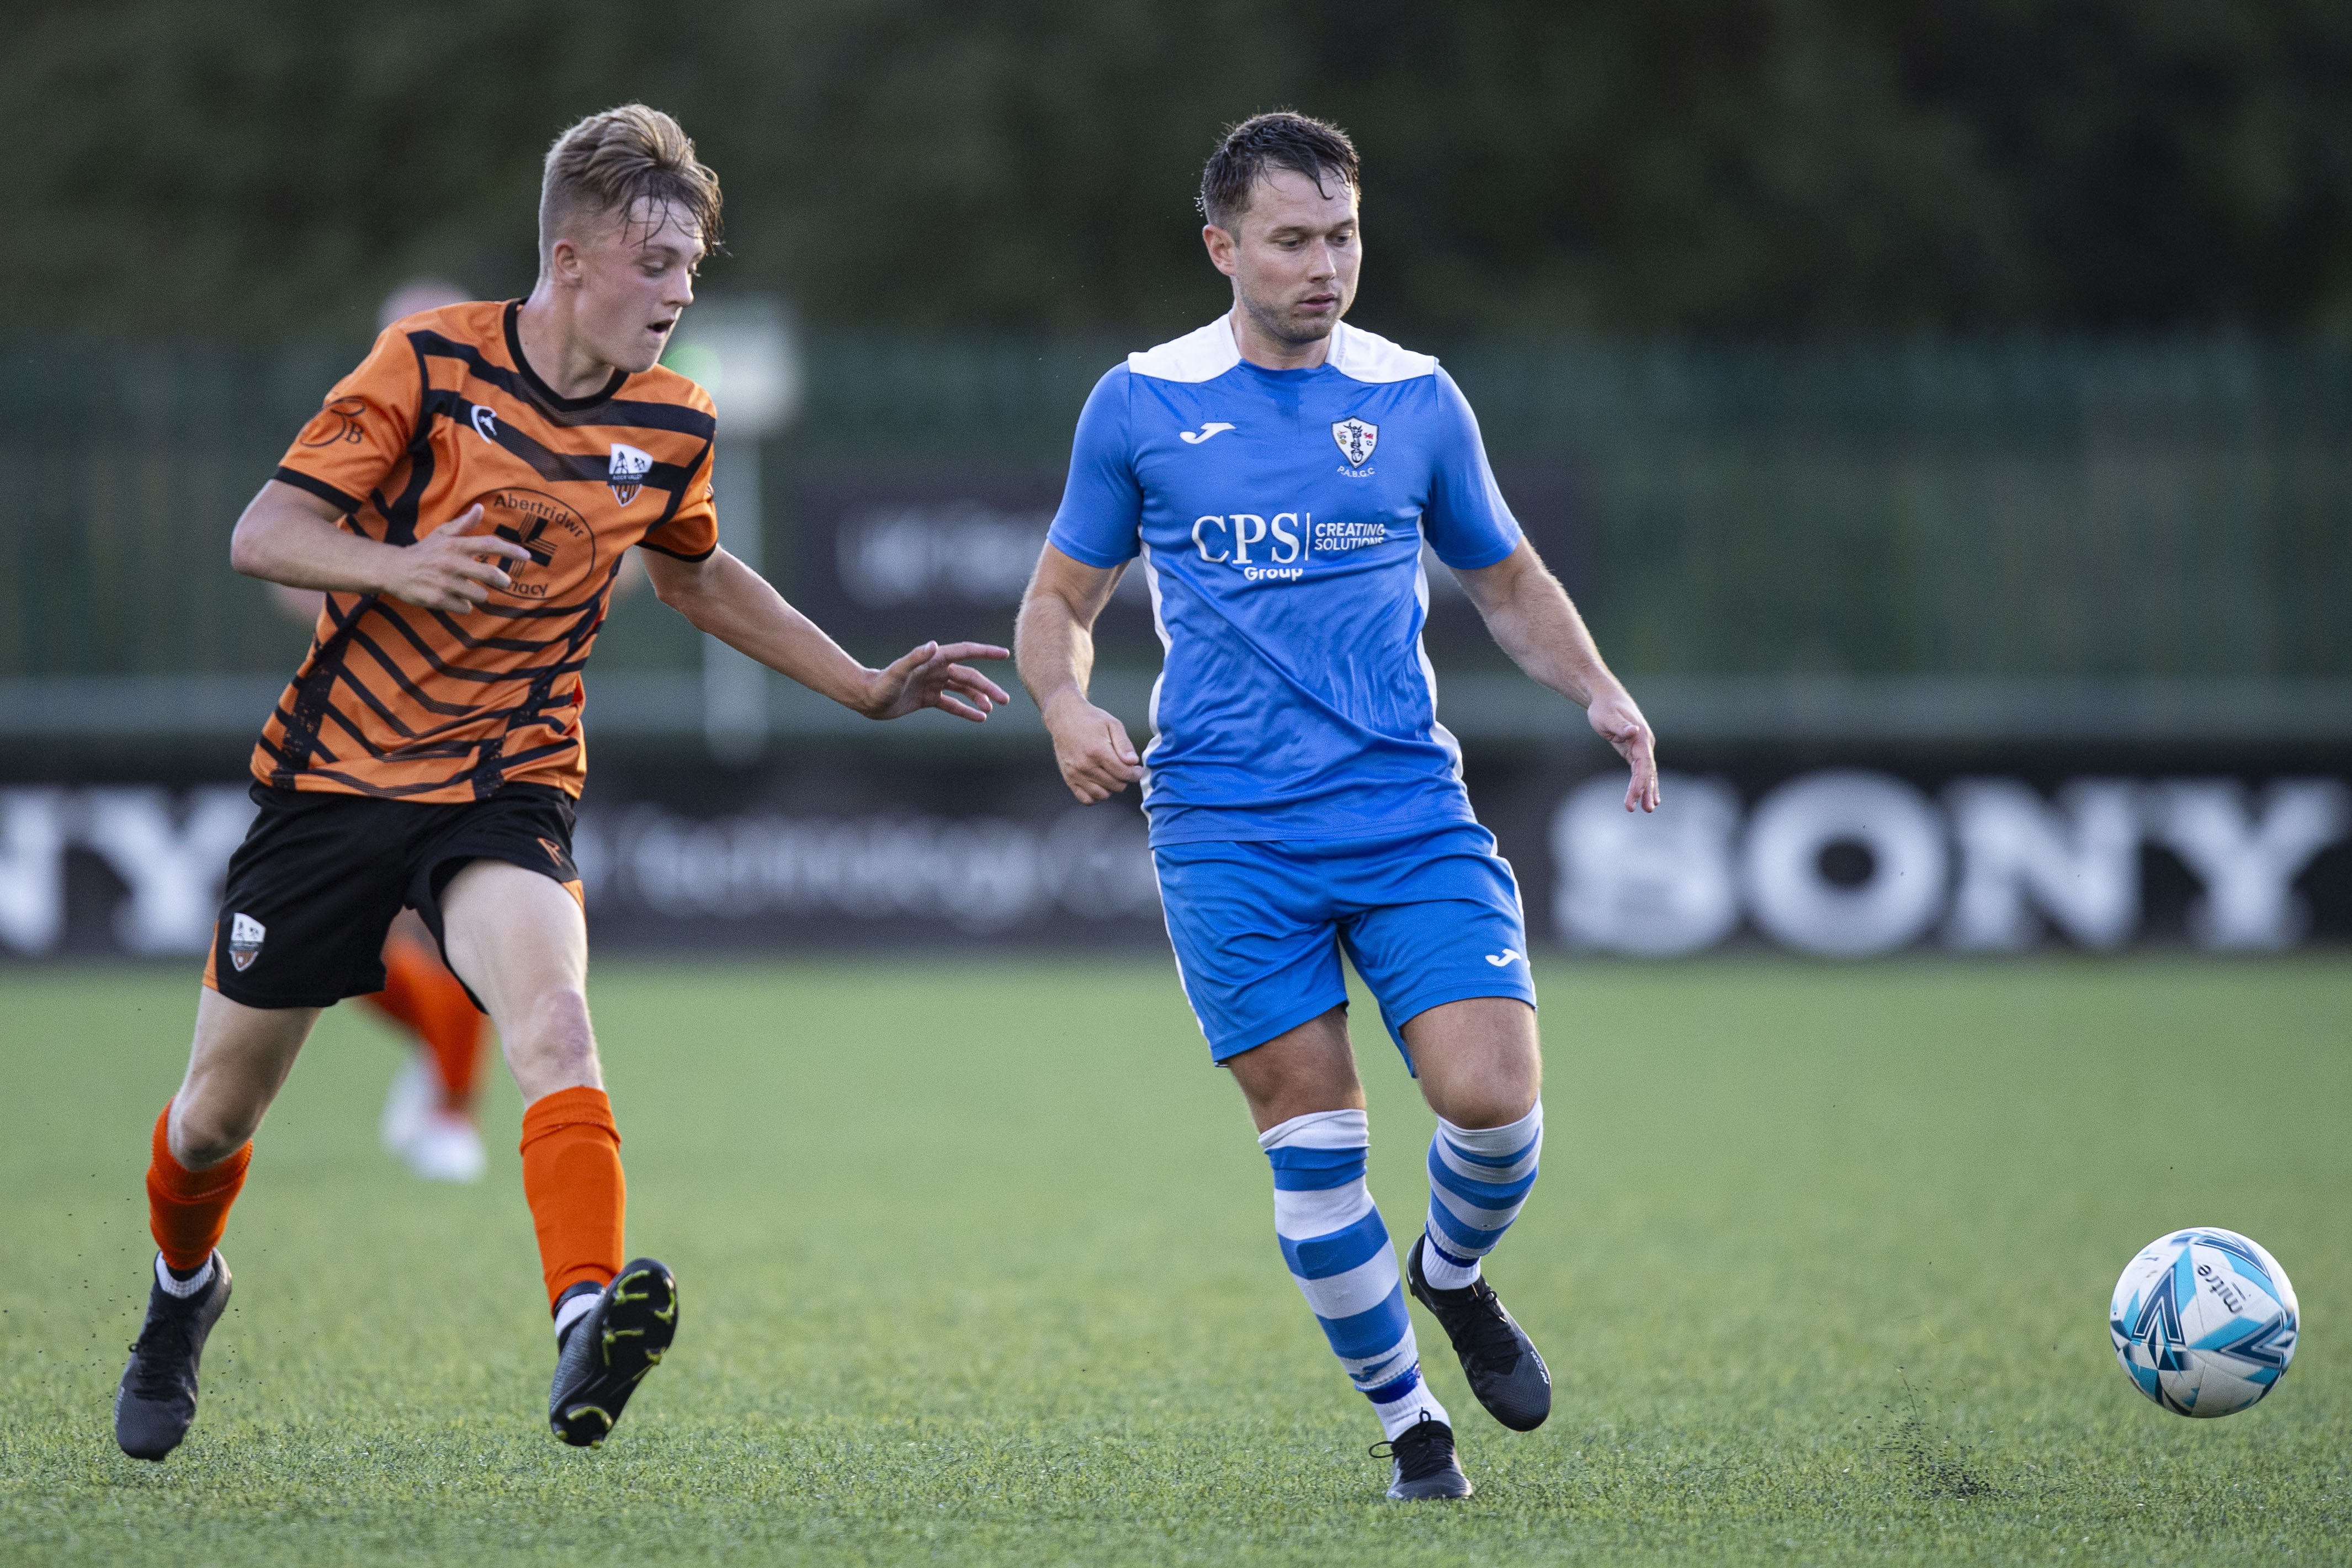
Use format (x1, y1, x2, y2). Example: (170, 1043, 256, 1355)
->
(1048, 317, 1522, 845)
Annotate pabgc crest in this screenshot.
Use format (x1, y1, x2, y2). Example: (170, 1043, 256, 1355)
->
(608, 443, 654, 506)
(1331, 417, 1378, 468)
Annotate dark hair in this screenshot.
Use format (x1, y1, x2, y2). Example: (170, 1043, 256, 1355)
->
(1197, 111, 1360, 232)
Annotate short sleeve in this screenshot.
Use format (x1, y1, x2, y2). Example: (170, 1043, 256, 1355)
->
(1045, 367, 1143, 567)
(273, 326, 422, 514)
(1421, 368, 1522, 570)
(638, 438, 719, 561)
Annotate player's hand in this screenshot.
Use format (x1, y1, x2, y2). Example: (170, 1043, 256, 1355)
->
(1042, 690, 1143, 802)
(380, 505, 534, 613)
(1588, 686, 1660, 812)
(859, 640, 1013, 722)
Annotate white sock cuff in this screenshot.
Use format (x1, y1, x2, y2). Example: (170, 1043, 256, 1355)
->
(1417, 1233, 1483, 1289)
(155, 1253, 213, 1298)
(1372, 1381, 1453, 1442)
(1436, 1099, 1542, 1156)
(1259, 1107, 1369, 1152)
(553, 1290, 599, 1340)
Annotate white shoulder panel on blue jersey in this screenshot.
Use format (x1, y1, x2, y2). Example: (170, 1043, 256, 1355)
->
(1325, 321, 1438, 384)
(1128, 319, 1241, 382)
(1127, 316, 1437, 384)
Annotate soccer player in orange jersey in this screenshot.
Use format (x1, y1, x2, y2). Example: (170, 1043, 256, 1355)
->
(114, 105, 1012, 1461)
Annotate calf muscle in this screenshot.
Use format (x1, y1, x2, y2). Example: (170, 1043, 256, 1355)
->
(169, 990, 318, 1169)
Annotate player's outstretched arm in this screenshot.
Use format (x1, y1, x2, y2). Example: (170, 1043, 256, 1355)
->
(230, 482, 533, 612)
(1456, 538, 1660, 813)
(640, 547, 1010, 721)
(1016, 544, 1142, 803)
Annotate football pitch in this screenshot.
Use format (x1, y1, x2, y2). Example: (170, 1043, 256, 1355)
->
(1, 955, 2344, 1565)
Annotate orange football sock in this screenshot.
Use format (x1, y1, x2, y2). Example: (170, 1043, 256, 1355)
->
(367, 934, 487, 1112)
(146, 1102, 251, 1274)
(518, 1086, 625, 1310)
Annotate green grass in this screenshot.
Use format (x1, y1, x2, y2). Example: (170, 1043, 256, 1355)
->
(1, 956, 2346, 1565)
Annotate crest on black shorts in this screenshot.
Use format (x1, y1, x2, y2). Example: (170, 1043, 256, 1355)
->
(1331, 417, 1378, 467)
(228, 912, 265, 972)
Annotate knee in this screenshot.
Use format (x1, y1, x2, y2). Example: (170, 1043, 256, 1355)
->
(168, 1103, 256, 1170)
(503, 985, 598, 1075)
(1238, 1057, 1363, 1131)
(1425, 1059, 1541, 1131)
(1435, 1088, 1539, 1131)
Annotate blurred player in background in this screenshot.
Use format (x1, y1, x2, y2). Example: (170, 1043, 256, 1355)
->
(114, 104, 1011, 1463)
(1018, 113, 1658, 1501)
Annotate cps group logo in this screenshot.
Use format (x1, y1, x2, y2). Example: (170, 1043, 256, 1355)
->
(1191, 508, 1396, 580)
(1192, 512, 1309, 581)
(482, 488, 597, 600)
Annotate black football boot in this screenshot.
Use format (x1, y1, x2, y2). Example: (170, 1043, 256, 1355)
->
(547, 1258, 678, 1447)
(1406, 1235, 1552, 1432)
(115, 1252, 233, 1461)
(1377, 1416, 1474, 1500)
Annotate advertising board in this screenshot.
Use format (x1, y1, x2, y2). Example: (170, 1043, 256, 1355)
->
(6, 745, 2344, 960)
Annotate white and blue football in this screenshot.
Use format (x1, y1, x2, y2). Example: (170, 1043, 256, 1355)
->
(2109, 1227, 2298, 1418)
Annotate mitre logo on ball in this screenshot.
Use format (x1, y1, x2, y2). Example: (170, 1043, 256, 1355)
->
(1331, 417, 1378, 467)
(607, 443, 654, 505)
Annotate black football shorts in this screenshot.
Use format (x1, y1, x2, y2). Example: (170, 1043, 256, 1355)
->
(205, 782, 581, 1011)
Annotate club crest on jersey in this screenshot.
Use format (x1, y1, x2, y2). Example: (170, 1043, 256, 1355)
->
(1331, 417, 1378, 468)
(608, 443, 654, 506)
(227, 913, 265, 972)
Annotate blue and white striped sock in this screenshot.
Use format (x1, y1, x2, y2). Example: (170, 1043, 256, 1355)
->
(1420, 1101, 1544, 1291)
(1260, 1109, 1451, 1441)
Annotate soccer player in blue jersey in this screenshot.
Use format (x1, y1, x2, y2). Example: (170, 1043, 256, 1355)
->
(1016, 112, 1659, 1501)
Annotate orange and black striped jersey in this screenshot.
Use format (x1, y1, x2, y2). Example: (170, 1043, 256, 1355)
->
(259, 299, 719, 802)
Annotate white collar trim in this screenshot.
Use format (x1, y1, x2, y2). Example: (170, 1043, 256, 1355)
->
(1127, 315, 1437, 385)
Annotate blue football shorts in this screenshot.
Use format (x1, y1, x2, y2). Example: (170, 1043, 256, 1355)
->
(1153, 820, 1536, 1070)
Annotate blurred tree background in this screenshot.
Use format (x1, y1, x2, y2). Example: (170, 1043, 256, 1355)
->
(10, 0, 2352, 342)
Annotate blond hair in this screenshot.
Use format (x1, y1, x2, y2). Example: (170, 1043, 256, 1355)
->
(538, 105, 722, 269)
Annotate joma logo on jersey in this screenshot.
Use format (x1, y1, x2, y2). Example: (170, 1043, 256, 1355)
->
(1193, 513, 1309, 571)
(608, 443, 654, 505)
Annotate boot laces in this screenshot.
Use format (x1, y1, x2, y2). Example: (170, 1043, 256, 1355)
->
(1458, 1280, 1521, 1359)
(125, 1301, 200, 1400)
(1375, 1416, 1454, 1482)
